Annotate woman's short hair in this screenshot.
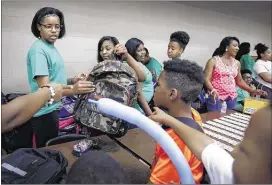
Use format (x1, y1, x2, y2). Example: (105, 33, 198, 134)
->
(97, 36, 120, 62)
(125, 38, 144, 60)
(31, 7, 66, 39)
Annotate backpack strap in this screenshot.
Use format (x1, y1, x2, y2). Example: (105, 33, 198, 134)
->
(162, 117, 204, 133)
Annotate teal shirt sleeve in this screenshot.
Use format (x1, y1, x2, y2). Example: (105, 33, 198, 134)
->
(29, 52, 49, 79)
(147, 58, 163, 80)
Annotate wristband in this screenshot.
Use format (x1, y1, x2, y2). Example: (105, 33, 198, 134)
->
(40, 85, 55, 105)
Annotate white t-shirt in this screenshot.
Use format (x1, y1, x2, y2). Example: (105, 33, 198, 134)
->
(253, 59, 272, 88)
(202, 143, 234, 184)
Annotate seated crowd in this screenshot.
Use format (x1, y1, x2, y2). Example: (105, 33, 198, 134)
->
(1, 6, 271, 184)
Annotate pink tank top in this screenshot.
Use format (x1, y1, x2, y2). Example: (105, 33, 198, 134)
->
(211, 56, 239, 100)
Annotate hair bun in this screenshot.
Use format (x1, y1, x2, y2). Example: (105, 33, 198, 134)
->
(170, 31, 190, 45)
(254, 43, 265, 51)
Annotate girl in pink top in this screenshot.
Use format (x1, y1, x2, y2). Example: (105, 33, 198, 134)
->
(204, 37, 265, 111)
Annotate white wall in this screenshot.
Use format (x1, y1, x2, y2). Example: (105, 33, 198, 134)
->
(2, 1, 271, 94)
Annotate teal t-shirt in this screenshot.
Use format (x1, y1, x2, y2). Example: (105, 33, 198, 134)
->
(135, 63, 154, 113)
(145, 57, 163, 82)
(235, 87, 250, 111)
(240, 54, 255, 78)
(26, 39, 67, 117)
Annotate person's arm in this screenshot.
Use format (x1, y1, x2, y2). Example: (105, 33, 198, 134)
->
(30, 51, 94, 96)
(254, 61, 272, 83)
(1, 84, 63, 133)
(204, 58, 216, 91)
(125, 53, 146, 82)
(115, 44, 146, 82)
(35, 76, 95, 97)
(63, 81, 95, 96)
(235, 63, 265, 96)
(259, 72, 272, 83)
(204, 58, 218, 102)
(67, 72, 88, 85)
(137, 83, 153, 116)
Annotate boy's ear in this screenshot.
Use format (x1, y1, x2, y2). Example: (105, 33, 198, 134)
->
(169, 88, 178, 100)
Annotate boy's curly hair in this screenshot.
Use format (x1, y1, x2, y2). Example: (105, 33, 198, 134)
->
(163, 59, 204, 104)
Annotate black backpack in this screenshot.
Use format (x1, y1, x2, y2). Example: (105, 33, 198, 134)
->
(1, 148, 68, 184)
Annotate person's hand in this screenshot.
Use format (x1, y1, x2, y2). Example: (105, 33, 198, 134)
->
(72, 80, 96, 94)
(251, 89, 268, 97)
(115, 44, 128, 59)
(211, 90, 219, 104)
(149, 107, 169, 124)
(49, 83, 63, 102)
(250, 84, 256, 90)
(72, 72, 88, 84)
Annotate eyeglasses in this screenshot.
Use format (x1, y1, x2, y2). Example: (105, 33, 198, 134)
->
(243, 76, 252, 79)
(39, 24, 63, 31)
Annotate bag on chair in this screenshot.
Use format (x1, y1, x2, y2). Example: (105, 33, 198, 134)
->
(59, 96, 77, 118)
(58, 96, 77, 133)
(1, 148, 68, 184)
(74, 60, 138, 136)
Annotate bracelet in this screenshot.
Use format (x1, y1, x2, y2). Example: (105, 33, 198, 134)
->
(67, 78, 74, 85)
(40, 85, 55, 105)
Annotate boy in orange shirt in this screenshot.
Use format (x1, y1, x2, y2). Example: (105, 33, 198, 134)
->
(149, 59, 204, 184)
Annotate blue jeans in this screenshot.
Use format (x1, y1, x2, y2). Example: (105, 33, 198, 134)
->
(206, 95, 237, 112)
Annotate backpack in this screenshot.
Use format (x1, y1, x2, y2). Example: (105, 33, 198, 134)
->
(59, 96, 77, 118)
(74, 60, 138, 136)
(1, 148, 68, 184)
(58, 96, 77, 134)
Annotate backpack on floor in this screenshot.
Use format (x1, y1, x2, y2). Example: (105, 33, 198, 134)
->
(1, 148, 68, 184)
(74, 60, 138, 136)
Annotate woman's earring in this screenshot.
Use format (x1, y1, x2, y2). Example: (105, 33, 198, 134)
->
(226, 48, 228, 52)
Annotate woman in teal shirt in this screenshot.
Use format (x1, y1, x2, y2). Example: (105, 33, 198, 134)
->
(236, 42, 256, 78)
(142, 47, 162, 83)
(125, 38, 154, 116)
(23, 7, 94, 148)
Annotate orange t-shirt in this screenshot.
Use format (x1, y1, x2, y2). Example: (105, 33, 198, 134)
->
(150, 108, 204, 184)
